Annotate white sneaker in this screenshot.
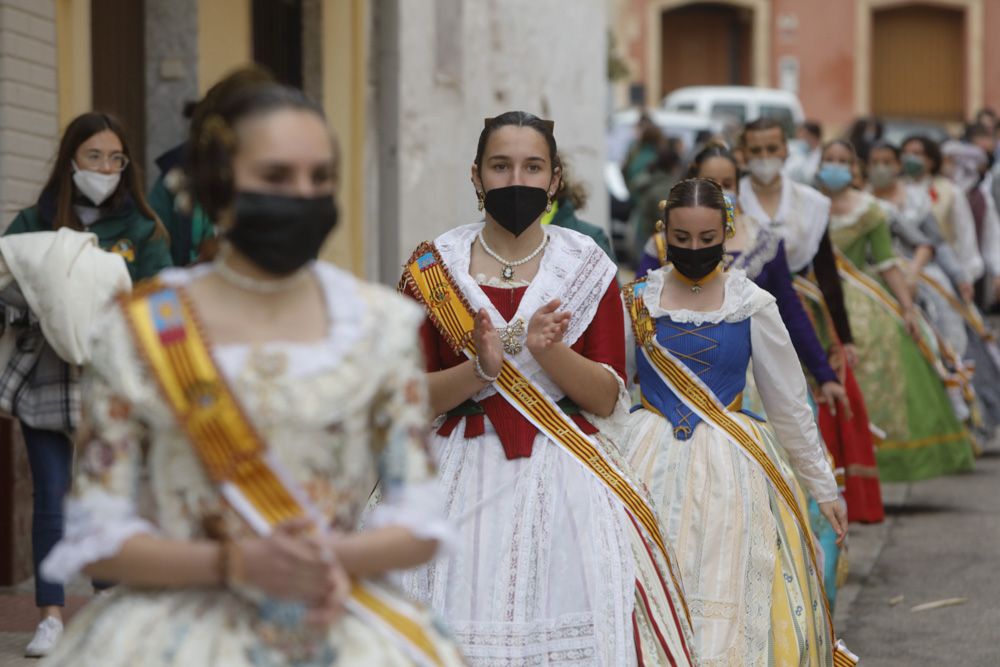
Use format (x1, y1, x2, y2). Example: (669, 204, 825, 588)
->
(24, 616, 63, 658)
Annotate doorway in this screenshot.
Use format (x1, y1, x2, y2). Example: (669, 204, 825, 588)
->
(660, 2, 752, 100)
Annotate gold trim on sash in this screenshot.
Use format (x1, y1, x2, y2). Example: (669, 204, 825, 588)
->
(919, 272, 994, 341)
(400, 242, 694, 635)
(624, 279, 858, 666)
(120, 280, 448, 667)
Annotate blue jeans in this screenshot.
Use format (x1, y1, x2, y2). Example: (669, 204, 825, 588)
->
(22, 423, 72, 608)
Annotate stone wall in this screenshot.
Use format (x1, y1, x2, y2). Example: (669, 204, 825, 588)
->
(144, 0, 199, 185)
(376, 0, 610, 282)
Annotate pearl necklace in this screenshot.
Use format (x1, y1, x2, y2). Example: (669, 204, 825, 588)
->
(477, 229, 549, 282)
(213, 253, 311, 294)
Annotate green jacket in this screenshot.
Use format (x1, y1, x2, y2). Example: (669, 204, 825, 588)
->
(6, 201, 172, 282)
(547, 201, 616, 261)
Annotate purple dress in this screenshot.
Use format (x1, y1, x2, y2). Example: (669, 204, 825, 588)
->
(637, 231, 838, 386)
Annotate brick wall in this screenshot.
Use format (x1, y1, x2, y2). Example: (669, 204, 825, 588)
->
(0, 0, 59, 228)
(0, 0, 58, 585)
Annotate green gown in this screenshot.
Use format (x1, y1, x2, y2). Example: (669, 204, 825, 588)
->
(818, 193, 974, 481)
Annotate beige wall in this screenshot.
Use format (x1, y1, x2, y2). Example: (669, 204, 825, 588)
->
(197, 0, 252, 95)
(55, 0, 90, 129)
(320, 0, 367, 276)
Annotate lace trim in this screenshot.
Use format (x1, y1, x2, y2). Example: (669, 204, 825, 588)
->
(829, 191, 878, 231)
(365, 479, 457, 554)
(435, 223, 617, 401)
(40, 489, 157, 583)
(157, 262, 369, 380)
(642, 267, 775, 324)
(730, 225, 781, 281)
(739, 177, 831, 273)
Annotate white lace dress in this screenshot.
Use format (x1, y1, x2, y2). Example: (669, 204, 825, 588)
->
(37, 263, 465, 667)
(624, 268, 839, 667)
(394, 224, 695, 667)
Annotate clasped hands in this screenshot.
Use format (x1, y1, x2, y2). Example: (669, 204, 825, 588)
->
(473, 299, 571, 379)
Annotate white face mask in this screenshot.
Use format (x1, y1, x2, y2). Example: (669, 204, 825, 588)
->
(72, 161, 121, 206)
(747, 157, 784, 186)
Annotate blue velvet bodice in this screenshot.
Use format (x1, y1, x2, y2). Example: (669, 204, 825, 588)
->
(636, 316, 752, 439)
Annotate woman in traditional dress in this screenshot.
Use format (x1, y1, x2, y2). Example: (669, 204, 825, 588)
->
(816, 140, 974, 481)
(37, 83, 464, 666)
(397, 111, 694, 666)
(870, 141, 1000, 441)
(637, 145, 884, 526)
(623, 177, 854, 666)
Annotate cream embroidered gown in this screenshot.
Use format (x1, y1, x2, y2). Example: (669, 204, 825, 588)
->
(624, 267, 840, 666)
(38, 263, 465, 667)
(395, 224, 695, 667)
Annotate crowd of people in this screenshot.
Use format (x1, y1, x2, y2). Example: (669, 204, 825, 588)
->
(4, 62, 999, 666)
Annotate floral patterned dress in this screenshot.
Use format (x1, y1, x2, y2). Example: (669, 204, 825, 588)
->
(37, 263, 465, 667)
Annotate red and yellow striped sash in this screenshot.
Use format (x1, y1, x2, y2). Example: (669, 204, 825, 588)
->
(401, 242, 691, 625)
(624, 279, 858, 666)
(121, 281, 447, 667)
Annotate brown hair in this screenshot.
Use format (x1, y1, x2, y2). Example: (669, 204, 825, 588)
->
(660, 177, 728, 231)
(474, 111, 560, 173)
(186, 82, 327, 221)
(553, 155, 587, 210)
(686, 140, 738, 179)
(40, 112, 163, 236)
(740, 117, 787, 146)
(821, 139, 858, 164)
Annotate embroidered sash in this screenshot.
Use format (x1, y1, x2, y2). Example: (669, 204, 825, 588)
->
(919, 271, 995, 342)
(400, 242, 695, 655)
(624, 279, 858, 666)
(120, 280, 447, 667)
(833, 250, 972, 396)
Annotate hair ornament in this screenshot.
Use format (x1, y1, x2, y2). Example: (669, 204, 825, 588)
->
(723, 192, 737, 238)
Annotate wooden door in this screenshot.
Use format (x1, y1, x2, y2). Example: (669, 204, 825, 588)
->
(91, 0, 146, 170)
(660, 3, 751, 99)
(253, 0, 304, 88)
(872, 5, 964, 121)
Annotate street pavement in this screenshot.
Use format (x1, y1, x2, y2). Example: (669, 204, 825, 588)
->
(838, 449, 1000, 666)
(1, 453, 997, 665)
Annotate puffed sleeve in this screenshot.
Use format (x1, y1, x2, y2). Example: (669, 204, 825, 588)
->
(40, 312, 158, 583)
(750, 301, 839, 503)
(365, 299, 455, 550)
(950, 188, 985, 280)
(980, 184, 1000, 276)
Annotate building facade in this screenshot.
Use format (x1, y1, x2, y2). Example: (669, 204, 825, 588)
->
(610, 0, 1000, 130)
(0, 0, 609, 583)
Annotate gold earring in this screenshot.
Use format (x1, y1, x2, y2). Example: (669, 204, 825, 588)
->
(477, 191, 485, 211)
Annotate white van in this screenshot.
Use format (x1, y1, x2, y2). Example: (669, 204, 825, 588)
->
(662, 86, 805, 135)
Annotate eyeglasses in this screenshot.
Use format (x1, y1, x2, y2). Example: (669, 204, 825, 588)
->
(78, 150, 130, 172)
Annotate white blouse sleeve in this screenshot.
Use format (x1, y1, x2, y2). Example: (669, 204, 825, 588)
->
(980, 182, 1000, 276)
(951, 191, 985, 280)
(749, 302, 839, 503)
(365, 300, 456, 552)
(40, 346, 158, 583)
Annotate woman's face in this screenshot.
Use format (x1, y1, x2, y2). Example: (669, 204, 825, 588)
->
(901, 140, 932, 173)
(821, 142, 854, 167)
(472, 125, 559, 197)
(697, 156, 738, 193)
(74, 130, 125, 175)
(868, 147, 899, 171)
(666, 206, 724, 250)
(231, 109, 337, 198)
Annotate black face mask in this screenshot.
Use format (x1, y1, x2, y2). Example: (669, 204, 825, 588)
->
(667, 243, 724, 281)
(483, 185, 549, 237)
(229, 192, 339, 276)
